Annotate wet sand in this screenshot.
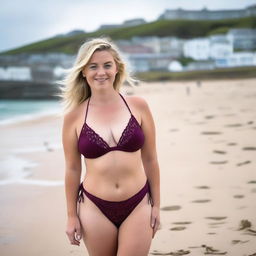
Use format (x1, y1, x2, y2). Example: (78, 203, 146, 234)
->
(0, 78, 256, 256)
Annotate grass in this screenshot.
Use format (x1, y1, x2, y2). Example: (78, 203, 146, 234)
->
(135, 66, 256, 82)
(2, 17, 256, 55)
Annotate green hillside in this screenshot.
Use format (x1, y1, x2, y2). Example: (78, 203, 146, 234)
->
(2, 17, 256, 55)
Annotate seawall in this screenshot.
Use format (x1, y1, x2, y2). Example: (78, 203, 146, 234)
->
(0, 80, 61, 99)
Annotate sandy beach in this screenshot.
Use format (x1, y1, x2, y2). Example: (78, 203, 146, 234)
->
(0, 78, 256, 256)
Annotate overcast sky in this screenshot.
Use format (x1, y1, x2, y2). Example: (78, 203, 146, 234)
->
(1, 0, 255, 52)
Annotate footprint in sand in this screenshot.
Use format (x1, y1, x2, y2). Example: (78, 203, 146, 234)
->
(248, 180, 256, 184)
(170, 226, 186, 231)
(204, 115, 215, 119)
(209, 161, 228, 165)
(208, 222, 226, 229)
(205, 217, 227, 221)
(227, 142, 237, 146)
(238, 219, 251, 230)
(233, 194, 244, 199)
(172, 221, 192, 225)
(191, 199, 211, 203)
(237, 160, 251, 166)
(224, 123, 243, 127)
(169, 128, 179, 132)
(247, 121, 254, 125)
(151, 249, 190, 255)
(195, 185, 210, 189)
(161, 205, 181, 211)
(201, 131, 222, 135)
(213, 150, 226, 154)
(201, 244, 227, 255)
(231, 239, 249, 244)
(207, 232, 216, 235)
(238, 219, 256, 236)
(242, 147, 256, 151)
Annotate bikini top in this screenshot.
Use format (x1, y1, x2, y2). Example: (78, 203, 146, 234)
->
(78, 93, 145, 158)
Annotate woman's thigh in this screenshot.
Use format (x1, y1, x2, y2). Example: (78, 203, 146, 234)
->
(78, 196, 118, 256)
(117, 194, 152, 256)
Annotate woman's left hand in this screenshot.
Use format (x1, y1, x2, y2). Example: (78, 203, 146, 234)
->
(150, 205, 160, 238)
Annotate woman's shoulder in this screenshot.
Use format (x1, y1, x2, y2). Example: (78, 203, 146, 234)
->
(63, 100, 88, 124)
(124, 94, 149, 112)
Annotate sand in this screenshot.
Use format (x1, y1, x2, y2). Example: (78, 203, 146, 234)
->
(0, 78, 256, 256)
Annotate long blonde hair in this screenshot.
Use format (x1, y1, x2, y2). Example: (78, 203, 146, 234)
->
(59, 37, 134, 113)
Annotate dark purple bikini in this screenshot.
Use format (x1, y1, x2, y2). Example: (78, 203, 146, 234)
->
(78, 181, 150, 228)
(77, 93, 151, 228)
(78, 93, 145, 159)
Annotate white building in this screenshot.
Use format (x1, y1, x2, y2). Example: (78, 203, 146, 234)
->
(209, 35, 233, 59)
(132, 37, 161, 53)
(227, 28, 256, 50)
(159, 37, 184, 57)
(0, 66, 31, 81)
(183, 38, 210, 60)
(215, 52, 256, 68)
(125, 53, 174, 72)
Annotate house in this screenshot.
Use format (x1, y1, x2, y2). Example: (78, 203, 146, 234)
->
(132, 36, 161, 53)
(158, 5, 256, 20)
(185, 61, 215, 71)
(124, 53, 174, 72)
(0, 66, 31, 81)
(227, 28, 256, 50)
(122, 19, 146, 27)
(159, 37, 184, 57)
(183, 38, 210, 60)
(209, 35, 233, 59)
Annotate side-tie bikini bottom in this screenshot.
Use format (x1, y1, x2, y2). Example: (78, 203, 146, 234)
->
(78, 180, 151, 228)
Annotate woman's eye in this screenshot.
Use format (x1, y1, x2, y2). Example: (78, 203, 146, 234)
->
(89, 66, 96, 70)
(105, 64, 112, 69)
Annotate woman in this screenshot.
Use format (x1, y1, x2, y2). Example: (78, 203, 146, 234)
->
(61, 37, 160, 256)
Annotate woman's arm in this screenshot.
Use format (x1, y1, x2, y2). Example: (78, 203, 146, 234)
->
(137, 97, 160, 237)
(62, 111, 82, 245)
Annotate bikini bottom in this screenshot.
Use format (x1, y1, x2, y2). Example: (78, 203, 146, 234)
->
(78, 180, 151, 228)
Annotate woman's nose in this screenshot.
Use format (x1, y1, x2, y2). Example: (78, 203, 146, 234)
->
(97, 67, 106, 75)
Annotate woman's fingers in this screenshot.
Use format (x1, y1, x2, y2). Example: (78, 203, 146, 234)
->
(152, 218, 160, 238)
(66, 229, 81, 246)
(66, 217, 83, 246)
(151, 216, 156, 229)
(75, 226, 82, 242)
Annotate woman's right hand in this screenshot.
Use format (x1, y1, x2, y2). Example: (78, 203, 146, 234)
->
(66, 216, 82, 246)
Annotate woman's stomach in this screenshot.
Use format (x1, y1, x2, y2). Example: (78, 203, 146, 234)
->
(82, 150, 147, 201)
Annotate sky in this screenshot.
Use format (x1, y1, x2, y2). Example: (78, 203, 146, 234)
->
(1, 0, 255, 52)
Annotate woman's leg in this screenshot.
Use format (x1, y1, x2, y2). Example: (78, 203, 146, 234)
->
(117, 194, 152, 256)
(78, 195, 118, 256)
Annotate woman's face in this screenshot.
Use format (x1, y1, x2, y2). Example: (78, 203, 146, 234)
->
(82, 50, 118, 90)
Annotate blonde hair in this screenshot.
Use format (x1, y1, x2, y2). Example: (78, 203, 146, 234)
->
(59, 37, 134, 113)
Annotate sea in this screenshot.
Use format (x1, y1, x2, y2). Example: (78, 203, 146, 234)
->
(0, 99, 64, 186)
(0, 99, 62, 125)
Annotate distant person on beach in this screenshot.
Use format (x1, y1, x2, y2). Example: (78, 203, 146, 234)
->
(61, 37, 160, 255)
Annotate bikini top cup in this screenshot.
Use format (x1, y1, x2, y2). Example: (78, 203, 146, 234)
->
(78, 93, 145, 158)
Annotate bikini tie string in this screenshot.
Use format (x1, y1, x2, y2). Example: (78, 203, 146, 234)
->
(78, 183, 84, 203)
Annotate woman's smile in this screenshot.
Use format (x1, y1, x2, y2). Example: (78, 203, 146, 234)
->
(83, 50, 118, 89)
